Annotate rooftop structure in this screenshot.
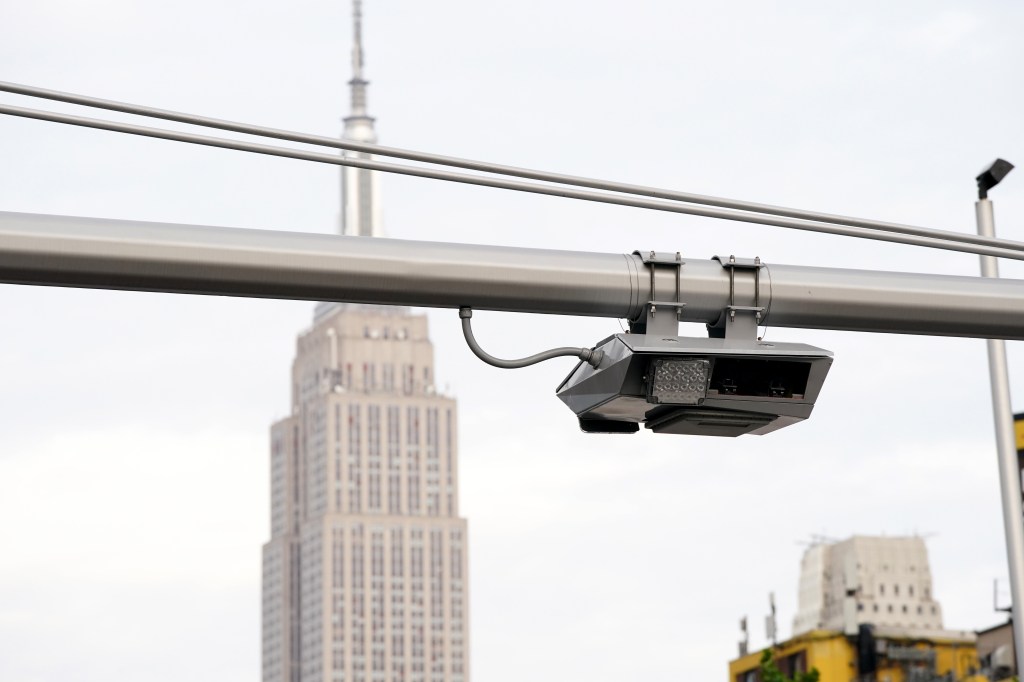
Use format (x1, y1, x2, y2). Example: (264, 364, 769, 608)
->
(792, 535, 943, 637)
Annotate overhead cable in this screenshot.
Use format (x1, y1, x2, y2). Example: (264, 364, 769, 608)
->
(3, 101, 1024, 262)
(1, 79, 1015, 256)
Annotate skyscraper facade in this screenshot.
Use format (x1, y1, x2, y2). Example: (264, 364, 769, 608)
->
(262, 5, 469, 681)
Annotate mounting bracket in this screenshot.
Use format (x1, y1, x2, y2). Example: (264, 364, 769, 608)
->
(630, 250, 685, 336)
(709, 255, 766, 340)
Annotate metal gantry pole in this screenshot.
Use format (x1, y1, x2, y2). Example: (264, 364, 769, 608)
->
(976, 195, 1024, 668)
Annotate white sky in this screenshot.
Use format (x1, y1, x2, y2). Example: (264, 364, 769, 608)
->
(2, 1, 1024, 680)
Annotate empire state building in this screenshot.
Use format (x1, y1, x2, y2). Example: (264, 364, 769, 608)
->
(261, 4, 470, 681)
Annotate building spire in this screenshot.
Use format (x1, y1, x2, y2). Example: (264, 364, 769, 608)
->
(340, 0, 382, 238)
(318, 0, 385, 320)
(348, 0, 369, 118)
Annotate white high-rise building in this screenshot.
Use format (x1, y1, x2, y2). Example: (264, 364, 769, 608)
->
(791, 535, 943, 636)
(262, 5, 469, 681)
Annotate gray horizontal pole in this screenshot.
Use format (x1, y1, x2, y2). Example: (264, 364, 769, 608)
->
(1, 79, 1018, 256)
(0, 211, 636, 318)
(5, 103, 1024, 263)
(3, 210, 1024, 339)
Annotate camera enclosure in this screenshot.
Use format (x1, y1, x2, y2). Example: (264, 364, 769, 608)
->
(556, 333, 833, 437)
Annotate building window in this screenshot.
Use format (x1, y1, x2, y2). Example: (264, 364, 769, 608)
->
(387, 406, 401, 514)
(348, 405, 362, 513)
(407, 407, 420, 514)
(368, 406, 381, 510)
(403, 364, 414, 395)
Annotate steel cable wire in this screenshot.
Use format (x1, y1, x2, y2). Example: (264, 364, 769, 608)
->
(2, 80, 1022, 259)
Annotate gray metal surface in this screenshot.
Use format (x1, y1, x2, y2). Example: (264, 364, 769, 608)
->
(0, 210, 636, 317)
(2, 79, 1022, 256)
(619, 335, 830, 356)
(5, 210, 1024, 339)
(976, 198, 1024, 669)
(5, 101, 1024, 261)
(554, 333, 833, 437)
(764, 262, 1024, 338)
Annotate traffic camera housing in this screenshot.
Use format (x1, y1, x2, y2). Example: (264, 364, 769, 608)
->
(556, 333, 833, 437)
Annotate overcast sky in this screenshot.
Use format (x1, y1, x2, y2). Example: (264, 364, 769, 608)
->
(3, 1, 1024, 680)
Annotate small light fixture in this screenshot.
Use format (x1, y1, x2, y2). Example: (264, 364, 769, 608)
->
(977, 158, 1015, 199)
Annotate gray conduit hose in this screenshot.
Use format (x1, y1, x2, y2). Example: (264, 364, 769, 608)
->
(459, 307, 603, 369)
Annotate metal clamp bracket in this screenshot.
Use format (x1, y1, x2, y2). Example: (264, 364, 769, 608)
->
(711, 255, 765, 340)
(631, 250, 685, 336)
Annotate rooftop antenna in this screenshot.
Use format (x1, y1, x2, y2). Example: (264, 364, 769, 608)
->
(797, 533, 840, 547)
(349, 0, 368, 117)
(339, 0, 382, 238)
(765, 592, 778, 647)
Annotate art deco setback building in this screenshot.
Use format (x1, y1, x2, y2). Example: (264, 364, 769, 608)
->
(262, 4, 469, 681)
(263, 307, 468, 682)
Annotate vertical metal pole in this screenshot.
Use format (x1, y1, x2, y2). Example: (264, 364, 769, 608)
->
(977, 197, 1024, 669)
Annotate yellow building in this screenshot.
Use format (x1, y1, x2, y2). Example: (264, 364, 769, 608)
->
(728, 626, 987, 682)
